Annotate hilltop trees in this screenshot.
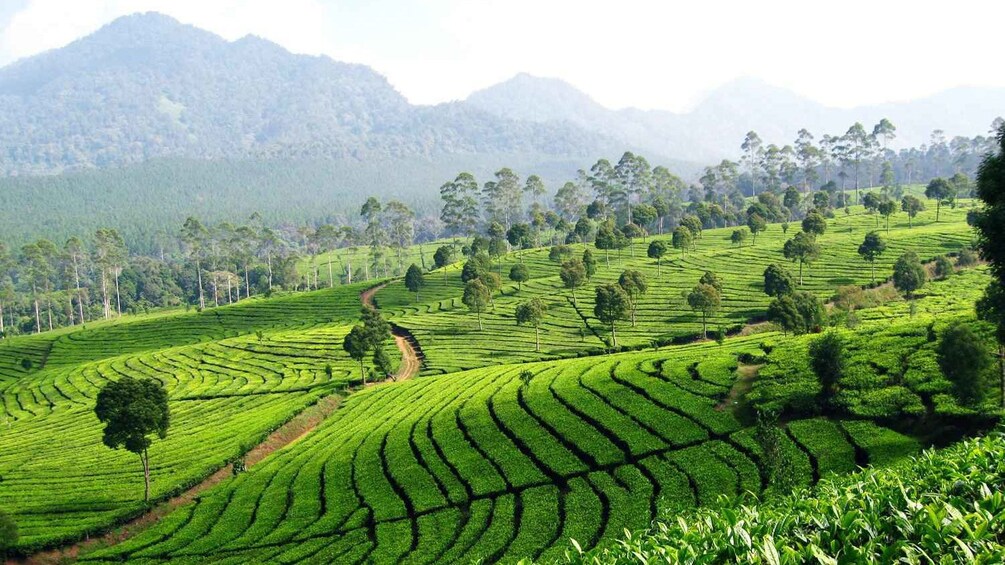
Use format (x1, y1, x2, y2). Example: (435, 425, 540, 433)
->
(594, 284, 629, 347)
(94, 377, 170, 502)
(672, 226, 693, 257)
(878, 199, 896, 232)
(801, 211, 827, 237)
(768, 291, 824, 335)
(515, 298, 547, 352)
(746, 214, 766, 244)
(858, 232, 887, 284)
(925, 178, 956, 222)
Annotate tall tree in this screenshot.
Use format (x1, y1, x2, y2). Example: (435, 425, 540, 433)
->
(515, 298, 547, 352)
(95, 228, 127, 317)
(783, 231, 821, 285)
(647, 240, 669, 277)
(857, 231, 887, 284)
(343, 325, 370, 384)
(462, 279, 491, 330)
(878, 199, 897, 233)
(973, 123, 1005, 407)
(687, 283, 721, 339)
(924, 177, 956, 222)
(937, 323, 991, 407)
(440, 172, 480, 238)
(94, 376, 170, 502)
(741, 131, 763, 196)
(63, 237, 87, 323)
(482, 168, 523, 228)
(901, 195, 925, 228)
(840, 122, 874, 203)
(559, 259, 587, 307)
(809, 331, 844, 407)
(892, 251, 927, 299)
(404, 264, 425, 302)
(180, 217, 208, 308)
(618, 269, 648, 327)
(594, 283, 629, 347)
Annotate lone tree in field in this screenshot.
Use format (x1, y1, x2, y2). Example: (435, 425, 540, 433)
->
(94, 377, 170, 503)
(801, 210, 827, 237)
(0, 509, 17, 559)
(901, 195, 925, 228)
(892, 251, 927, 299)
(618, 269, 648, 327)
(933, 255, 954, 279)
(809, 331, 844, 408)
(343, 325, 370, 383)
(594, 283, 629, 347)
(878, 199, 896, 232)
(672, 226, 693, 256)
(515, 298, 547, 352)
(509, 263, 530, 291)
(730, 228, 748, 247)
(647, 240, 669, 277)
(463, 279, 491, 330)
(594, 222, 618, 267)
(404, 264, 425, 302)
(746, 214, 766, 244)
(972, 125, 1005, 407)
(560, 259, 587, 306)
(938, 322, 991, 407)
(763, 263, 796, 297)
(783, 231, 820, 285)
(360, 306, 391, 350)
(687, 283, 721, 339)
(699, 270, 723, 293)
(857, 231, 887, 284)
(925, 177, 956, 222)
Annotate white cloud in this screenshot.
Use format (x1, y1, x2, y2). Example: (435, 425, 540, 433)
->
(1, 0, 1002, 112)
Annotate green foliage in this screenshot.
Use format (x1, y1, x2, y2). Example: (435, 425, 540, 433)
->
(933, 255, 954, 279)
(801, 210, 827, 236)
(782, 231, 820, 285)
(809, 331, 844, 404)
(687, 283, 721, 339)
(0, 510, 17, 557)
(768, 291, 823, 335)
(463, 279, 491, 330)
(857, 231, 887, 283)
(594, 284, 629, 346)
(579, 433, 1005, 564)
(94, 376, 170, 501)
(509, 263, 530, 290)
(893, 251, 927, 298)
(404, 264, 425, 301)
(937, 322, 992, 406)
(762, 264, 795, 297)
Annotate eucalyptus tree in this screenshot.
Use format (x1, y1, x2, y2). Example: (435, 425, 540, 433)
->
(901, 195, 925, 228)
(440, 172, 480, 238)
(361, 197, 386, 280)
(312, 224, 341, 288)
(924, 178, 956, 222)
(524, 174, 547, 207)
(94, 228, 127, 317)
(858, 231, 887, 284)
(741, 131, 763, 195)
(63, 237, 87, 322)
(385, 200, 415, 270)
(841, 122, 875, 203)
(20, 241, 53, 332)
(783, 231, 821, 285)
(181, 217, 209, 308)
(482, 168, 523, 228)
(795, 129, 820, 190)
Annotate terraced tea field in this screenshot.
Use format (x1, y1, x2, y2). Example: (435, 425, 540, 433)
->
(374, 204, 974, 374)
(0, 283, 393, 551)
(80, 338, 918, 563)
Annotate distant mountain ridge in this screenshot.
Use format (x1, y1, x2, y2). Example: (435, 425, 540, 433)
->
(467, 73, 1005, 163)
(0, 13, 634, 176)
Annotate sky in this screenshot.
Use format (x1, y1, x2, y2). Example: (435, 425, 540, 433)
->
(0, 0, 1002, 112)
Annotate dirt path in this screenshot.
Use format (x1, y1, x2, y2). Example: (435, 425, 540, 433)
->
(360, 283, 422, 381)
(717, 364, 760, 425)
(16, 395, 341, 565)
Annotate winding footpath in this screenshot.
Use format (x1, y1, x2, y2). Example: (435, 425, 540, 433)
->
(360, 283, 422, 382)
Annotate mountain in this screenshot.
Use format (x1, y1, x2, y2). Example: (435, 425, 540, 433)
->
(468, 74, 1005, 163)
(0, 13, 638, 176)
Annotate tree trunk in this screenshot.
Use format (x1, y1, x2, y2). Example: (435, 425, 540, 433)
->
(347, 258, 352, 286)
(101, 270, 110, 319)
(0, 300, 4, 335)
(196, 260, 205, 309)
(611, 322, 617, 347)
(142, 448, 151, 503)
(571, 288, 577, 307)
(73, 259, 85, 322)
(245, 264, 250, 299)
(999, 344, 1005, 410)
(267, 254, 273, 290)
(871, 262, 875, 284)
(535, 325, 540, 352)
(360, 360, 366, 385)
(657, 259, 661, 278)
(114, 272, 122, 316)
(328, 261, 334, 288)
(798, 261, 804, 285)
(702, 312, 707, 339)
(34, 297, 41, 334)
(477, 310, 483, 331)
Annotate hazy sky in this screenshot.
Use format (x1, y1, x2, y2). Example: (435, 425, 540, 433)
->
(0, 0, 1002, 112)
